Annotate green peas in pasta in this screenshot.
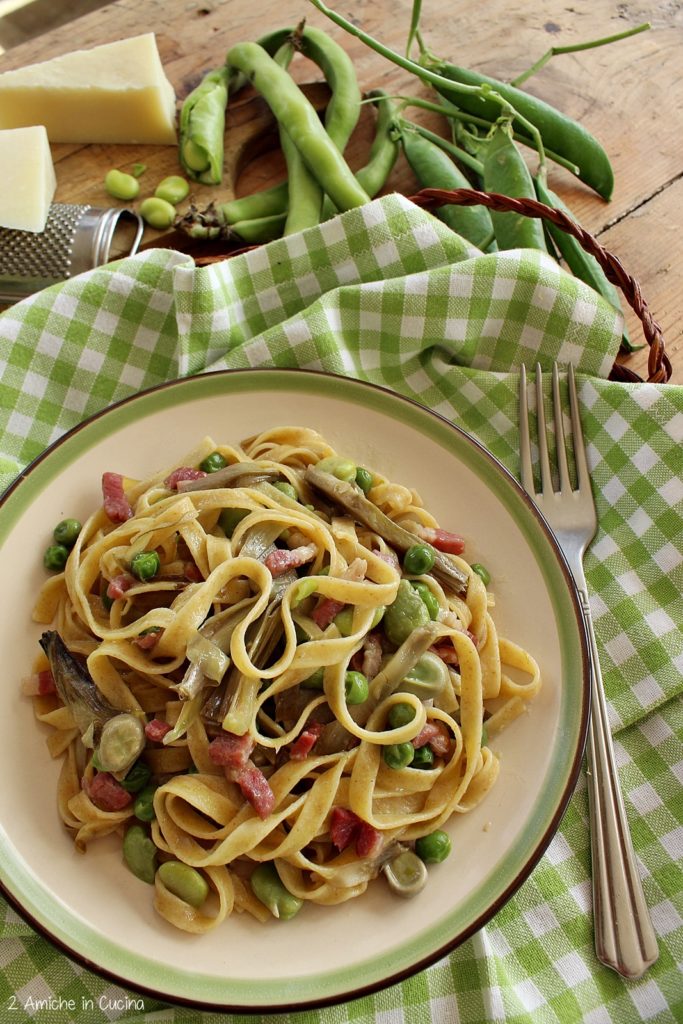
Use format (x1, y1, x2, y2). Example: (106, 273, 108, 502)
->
(53, 518, 82, 548)
(273, 481, 299, 501)
(411, 746, 435, 769)
(355, 466, 373, 494)
(344, 671, 369, 705)
(219, 507, 249, 537)
(316, 455, 357, 481)
(401, 651, 450, 701)
(121, 760, 152, 793)
(471, 562, 491, 586)
(134, 784, 158, 822)
(383, 742, 415, 770)
(251, 863, 303, 920)
(123, 824, 157, 883)
(300, 667, 325, 690)
(415, 830, 452, 864)
(43, 544, 69, 572)
(388, 702, 415, 729)
(200, 452, 227, 473)
(403, 543, 436, 575)
(130, 550, 160, 581)
(333, 607, 355, 636)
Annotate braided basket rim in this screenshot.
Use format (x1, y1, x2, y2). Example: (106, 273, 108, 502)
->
(408, 187, 670, 384)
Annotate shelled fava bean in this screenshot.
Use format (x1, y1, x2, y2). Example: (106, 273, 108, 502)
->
(157, 860, 209, 908)
(139, 197, 177, 230)
(154, 175, 190, 205)
(104, 169, 140, 201)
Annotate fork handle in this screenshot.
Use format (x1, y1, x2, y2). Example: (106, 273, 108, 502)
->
(577, 587, 659, 978)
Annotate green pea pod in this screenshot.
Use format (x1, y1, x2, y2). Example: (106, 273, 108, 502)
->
(225, 43, 369, 212)
(271, 42, 324, 235)
(533, 176, 635, 351)
(223, 90, 400, 231)
(355, 90, 401, 198)
(233, 23, 364, 233)
(258, 24, 362, 152)
(322, 89, 401, 220)
(179, 66, 230, 185)
(280, 124, 324, 233)
(308, 1, 613, 199)
(219, 182, 289, 226)
(428, 60, 614, 200)
(231, 213, 288, 244)
(400, 123, 494, 250)
(482, 122, 547, 252)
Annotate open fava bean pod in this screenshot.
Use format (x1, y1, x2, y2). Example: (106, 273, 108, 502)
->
(408, 187, 670, 384)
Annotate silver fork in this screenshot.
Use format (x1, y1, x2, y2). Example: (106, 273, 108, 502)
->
(519, 362, 659, 979)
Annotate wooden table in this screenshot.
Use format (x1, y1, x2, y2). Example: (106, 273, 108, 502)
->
(1, 0, 681, 383)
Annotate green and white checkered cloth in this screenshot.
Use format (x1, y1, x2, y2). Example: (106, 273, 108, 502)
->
(0, 194, 681, 1023)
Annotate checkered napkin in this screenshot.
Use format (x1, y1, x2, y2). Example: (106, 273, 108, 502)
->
(0, 194, 680, 1023)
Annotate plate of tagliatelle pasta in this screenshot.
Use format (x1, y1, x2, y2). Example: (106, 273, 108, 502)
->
(0, 369, 589, 1011)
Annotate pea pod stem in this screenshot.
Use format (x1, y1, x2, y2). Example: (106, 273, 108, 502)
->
(423, 59, 612, 198)
(309, 0, 548, 177)
(401, 121, 484, 177)
(396, 88, 580, 177)
(510, 22, 650, 87)
(406, 0, 422, 58)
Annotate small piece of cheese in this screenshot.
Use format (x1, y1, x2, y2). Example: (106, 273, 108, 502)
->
(0, 33, 177, 145)
(0, 125, 56, 232)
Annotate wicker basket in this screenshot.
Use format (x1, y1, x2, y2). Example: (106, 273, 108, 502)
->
(409, 187, 670, 384)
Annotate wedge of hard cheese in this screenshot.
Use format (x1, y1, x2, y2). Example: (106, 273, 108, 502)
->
(0, 33, 177, 145)
(0, 125, 56, 232)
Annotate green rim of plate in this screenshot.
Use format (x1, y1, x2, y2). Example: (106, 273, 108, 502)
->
(0, 369, 589, 1012)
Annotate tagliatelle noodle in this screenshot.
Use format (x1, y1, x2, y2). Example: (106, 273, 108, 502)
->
(29, 425, 541, 933)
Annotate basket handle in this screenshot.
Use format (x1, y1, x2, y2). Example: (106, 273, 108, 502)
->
(408, 187, 671, 384)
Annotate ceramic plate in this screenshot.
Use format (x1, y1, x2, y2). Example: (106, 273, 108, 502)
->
(0, 370, 589, 1012)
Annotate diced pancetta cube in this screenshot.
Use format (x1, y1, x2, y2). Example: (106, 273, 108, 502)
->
(164, 467, 207, 490)
(106, 573, 135, 601)
(102, 472, 133, 523)
(416, 526, 465, 555)
(230, 761, 275, 820)
(86, 771, 133, 812)
(265, 544, 317, 577)
(145, 718, 172, 742)
(209, 732, 255, 770)
(289, 721, 324, 761)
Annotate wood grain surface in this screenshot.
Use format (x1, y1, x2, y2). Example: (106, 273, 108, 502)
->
(1, 0, 681, 382)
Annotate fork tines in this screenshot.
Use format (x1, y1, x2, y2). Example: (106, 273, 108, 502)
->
(519, 362, 590, 499)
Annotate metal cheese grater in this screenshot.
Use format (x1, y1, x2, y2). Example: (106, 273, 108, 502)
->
(0, 204, 144, 304)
